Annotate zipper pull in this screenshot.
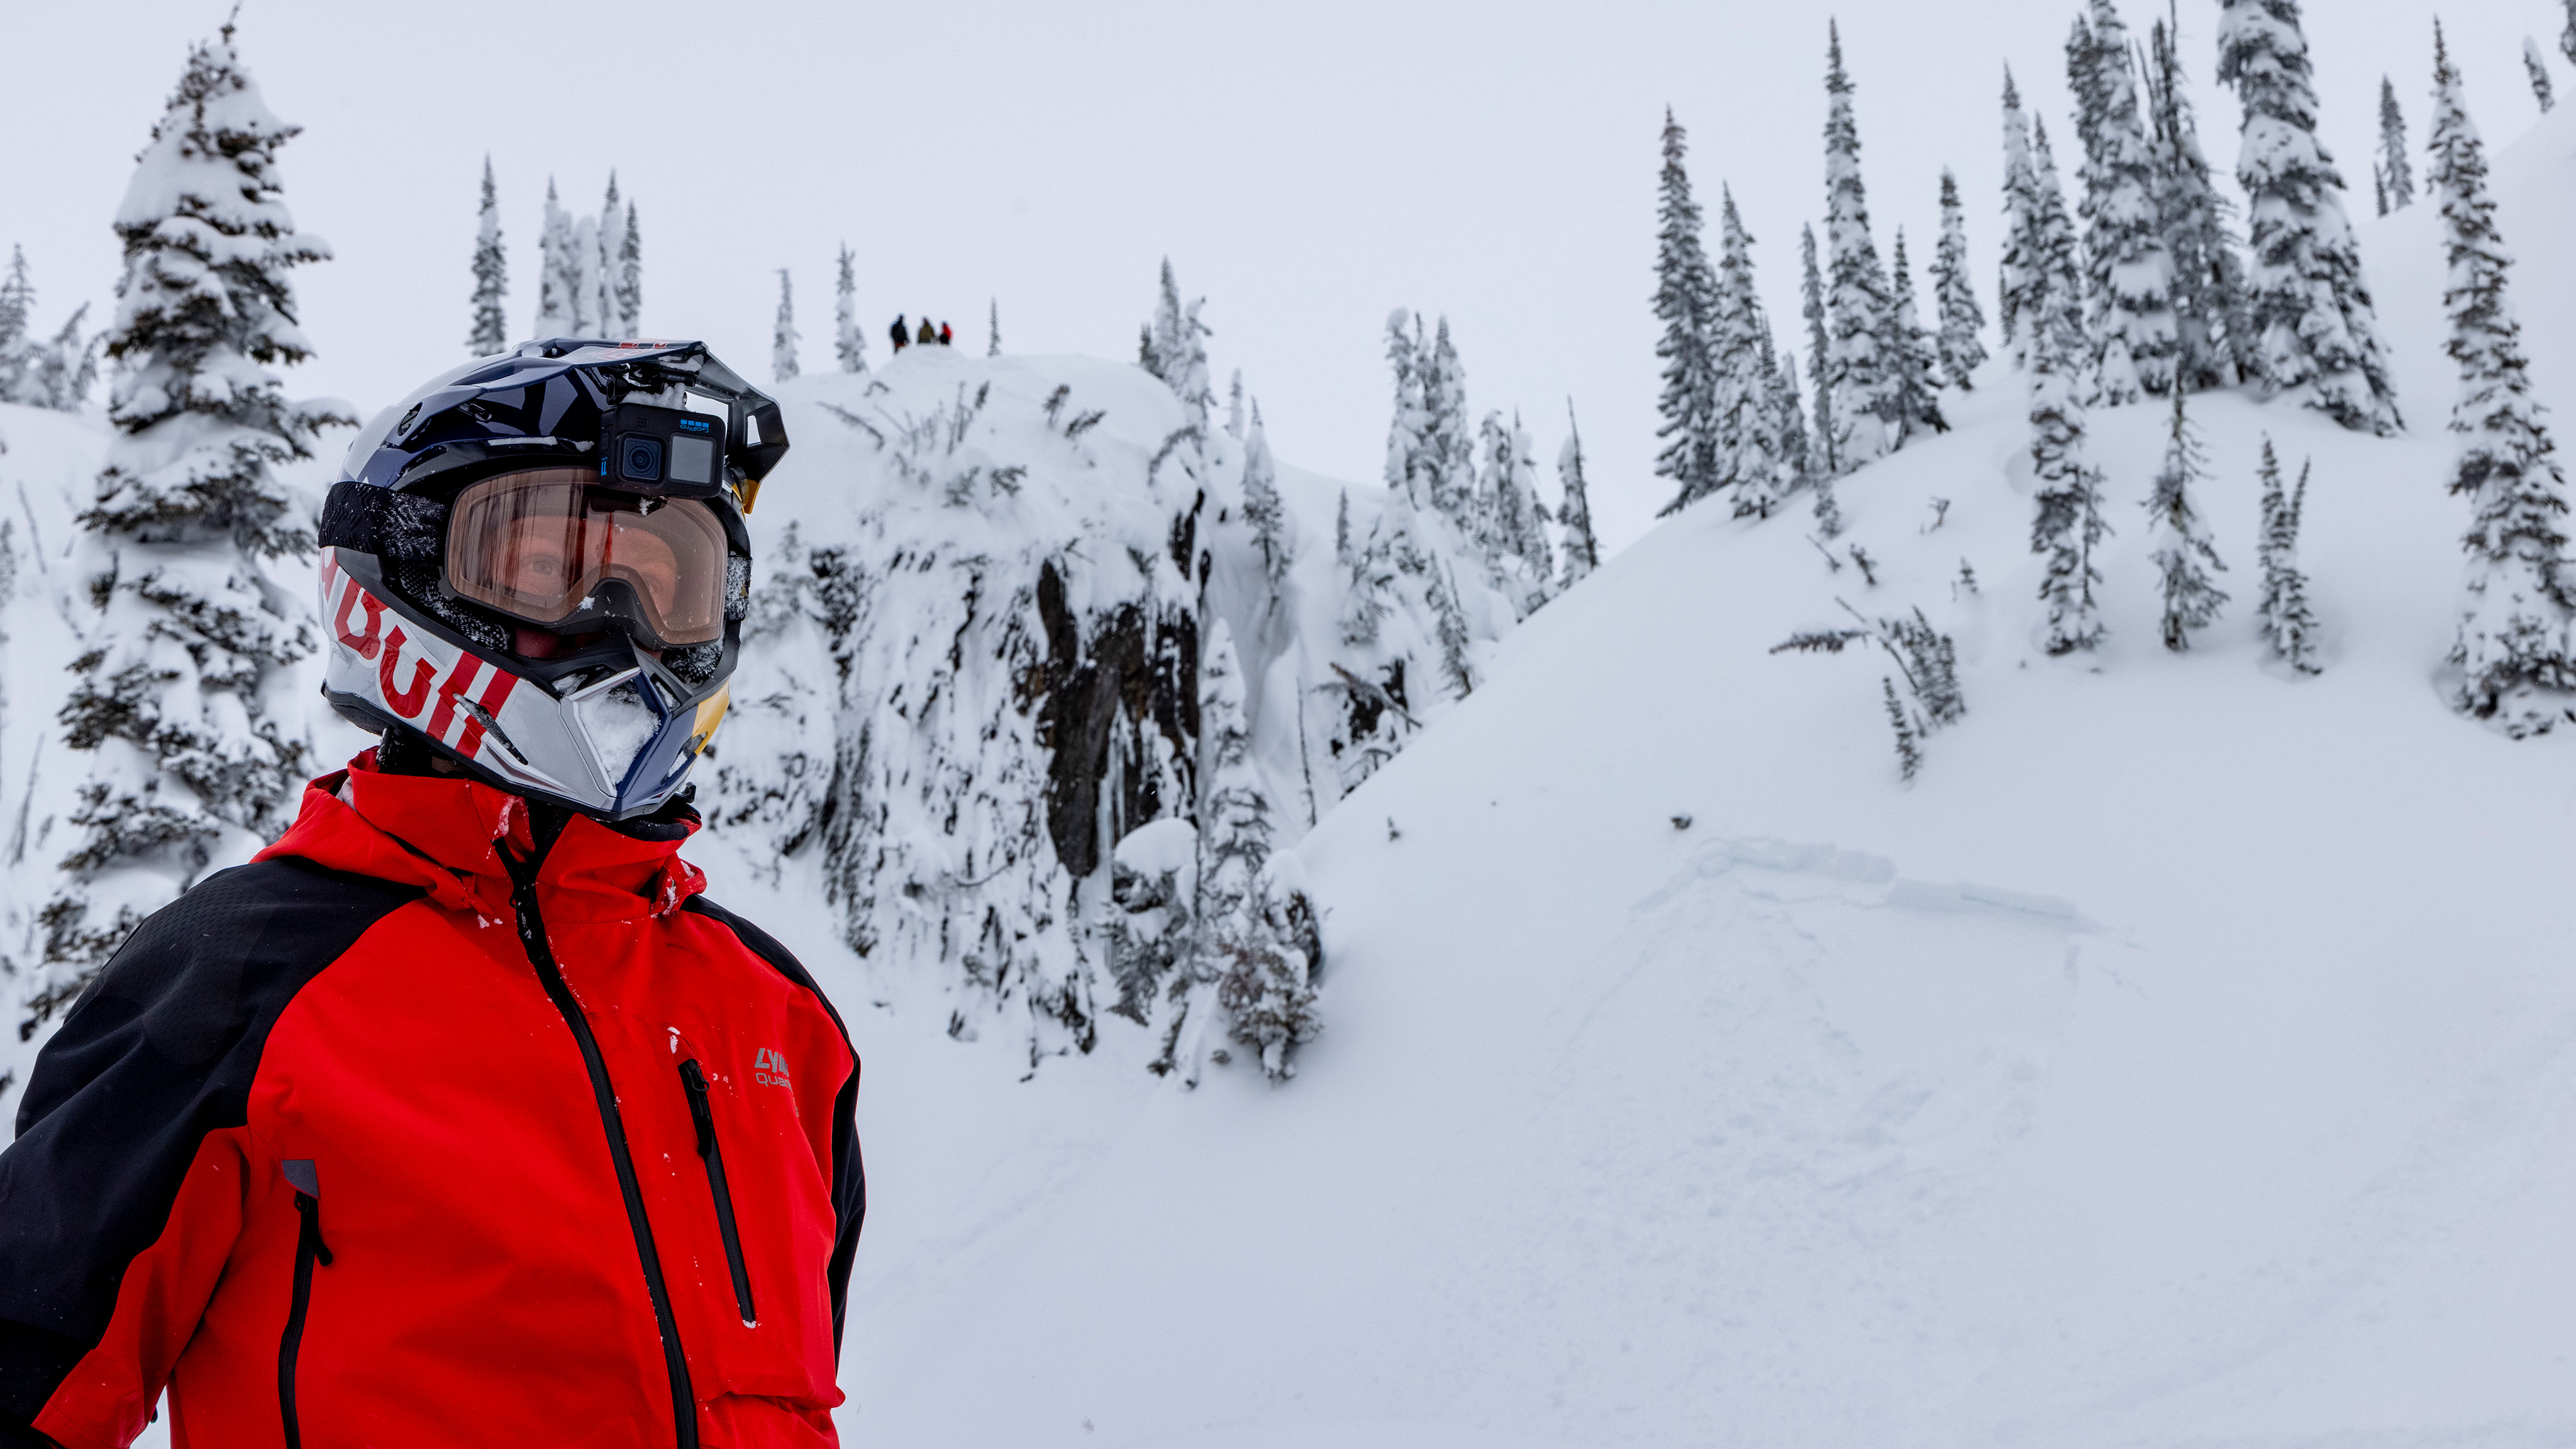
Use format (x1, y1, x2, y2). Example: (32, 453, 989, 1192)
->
(282, 1159, 334, 1267)
(679, 1059, 717, 1157)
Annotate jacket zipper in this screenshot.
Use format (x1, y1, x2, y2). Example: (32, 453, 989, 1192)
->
(679, 1059, 758, 1324)
(278, 1163, 333, 1449)
(502, 848, 699, 1449)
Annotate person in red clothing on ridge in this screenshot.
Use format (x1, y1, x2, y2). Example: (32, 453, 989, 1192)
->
(936, 321, 953, 347)
(0, 338, 862, 1449)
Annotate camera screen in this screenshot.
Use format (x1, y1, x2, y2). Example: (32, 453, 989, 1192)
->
(669, 435, 716, 486)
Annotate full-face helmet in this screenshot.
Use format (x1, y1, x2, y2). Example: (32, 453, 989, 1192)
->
(319, 338, 789, 819)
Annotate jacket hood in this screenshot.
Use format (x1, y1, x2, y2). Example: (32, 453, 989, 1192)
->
(255, 750, 708, 924)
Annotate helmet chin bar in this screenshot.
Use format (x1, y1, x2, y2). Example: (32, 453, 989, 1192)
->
(319, 548, 727, 819)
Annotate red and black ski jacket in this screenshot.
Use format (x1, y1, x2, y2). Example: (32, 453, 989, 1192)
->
(0, 754, 863, 1449)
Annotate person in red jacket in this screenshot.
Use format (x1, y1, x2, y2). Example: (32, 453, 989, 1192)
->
(0, 339, 862, 1449)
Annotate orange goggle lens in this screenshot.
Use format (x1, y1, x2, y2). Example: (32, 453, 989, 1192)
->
(444, 468, 728, 646)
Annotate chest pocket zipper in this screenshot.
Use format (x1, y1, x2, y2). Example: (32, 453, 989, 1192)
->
(279, 1159, 333, 1449)
(679, 1060, 757, 1324)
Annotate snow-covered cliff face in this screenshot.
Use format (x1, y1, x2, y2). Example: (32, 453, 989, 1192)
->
(701, 347, 1526, 1070)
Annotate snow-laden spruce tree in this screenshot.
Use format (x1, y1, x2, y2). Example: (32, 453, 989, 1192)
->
(1799, 223, 1837, 477)
(592, 172, 620, 334)
(1885, 230, 1946, 443)
(0, 252, 101, 412)
(569, 214, 603, 333)
(1241, 399, 1290, 587)
(467, 156, 507, 354)
(1420, 316, 1475, 523)
(988, 299, 1002, 357)
(1557, 401, 1600, 590)
(535, 179, 573, 335)
(1652, 108, 1722, 513)
(2375, 77, 2413, 216)
(1710, 187, 1794, 518)
(2255, 438, 2322, 674)
(1502, 413, 1555, 592)
(2026, 118, 2089, 374)
(2027, 297, 2109, 655)
(1382, 308, 1428, 507)
(2217, 0, 2401, 435)
(2070, 0, 2179, 402)
(2429, 26, 2576, 732)
(2565, 0, 2576, 66)
(1225, 369, 1244, 438)
(2527, 38, 2558, 114)
(2144, 16, 2255, 392)
(1769, 341, 1816, 497)
(1141, 258, 1216, 433)
(771, 268, 799, 381)
(30, 23, 349, 1030)
(1821, 22, 1901, 470)
(2145, 388, 2228, 650)
(0, 248, 29, 370)
(1931, 169, 1988, 391)
(1998, 68, 2045, 370)
(833, 243, 866, 373)
(1189, 619, 1319, 1084)
(614, 201, 640, 335)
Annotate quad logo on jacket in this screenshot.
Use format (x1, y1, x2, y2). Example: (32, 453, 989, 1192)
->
(754, 1048, 792, 1088)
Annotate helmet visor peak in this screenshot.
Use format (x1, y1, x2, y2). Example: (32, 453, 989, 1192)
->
(444, 467, 729, 647)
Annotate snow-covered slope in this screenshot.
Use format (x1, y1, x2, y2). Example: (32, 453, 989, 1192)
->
(791, 109, 2576, 1447)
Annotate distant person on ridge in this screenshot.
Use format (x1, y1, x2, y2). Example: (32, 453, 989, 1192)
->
(0, 340, 864, 1447)
(889, 313, 910, 352)
(938, 321, 953, 347)
(916, 317, 937, 346)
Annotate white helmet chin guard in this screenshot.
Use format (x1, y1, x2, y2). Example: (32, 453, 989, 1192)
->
(316, 339, 787, 819)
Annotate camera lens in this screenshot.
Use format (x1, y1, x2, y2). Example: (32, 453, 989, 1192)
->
(619, 436, 664, 482)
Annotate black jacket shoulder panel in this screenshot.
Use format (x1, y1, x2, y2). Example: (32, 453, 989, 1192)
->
(680, 895, 865, 1350)
(0, 857, 421, 1418)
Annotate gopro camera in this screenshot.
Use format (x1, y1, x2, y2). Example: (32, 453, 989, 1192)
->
(603, 402, 727, 496)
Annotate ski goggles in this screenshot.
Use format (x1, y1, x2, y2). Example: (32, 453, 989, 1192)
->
(444, 467, 730, 647)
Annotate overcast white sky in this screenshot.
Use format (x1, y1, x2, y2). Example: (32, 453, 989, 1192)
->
(4, 1, 2558, 548)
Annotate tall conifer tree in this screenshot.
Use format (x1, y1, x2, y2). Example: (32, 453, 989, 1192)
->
(2430, 26, 2576, 732)
(2145, 388, 2228, 650)
(2218, 0, 2402, 435)
(1799, 223, 1836, 476)
(534, 177, 572, 335)
(2070, 0, 2179, 401)
(2527, 38, 2557, 114)
(1382, 309, 1428, 507)
(1699, 187, 1791, 517)
(1420, 318, 1474, 523)
(31, 23, 350, 1026)
(1821, 23, 1899, 470)
(615, 201, 641, 335)
(772, 267, 799, 382)
(1999, 67, 2046, 370)
(1886, 230, 1947, 441)
(2377, 77, 2415, 213)
(1557, 400, 1601, 591)
(2145, 14, 2254, 391)
(833, 243, 866, 373)
(1652, 109, 1722, 511)
(1931, 169, 1988, 391)
(2255, 439, 2323, 674)
(467, 155, 508, 354)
